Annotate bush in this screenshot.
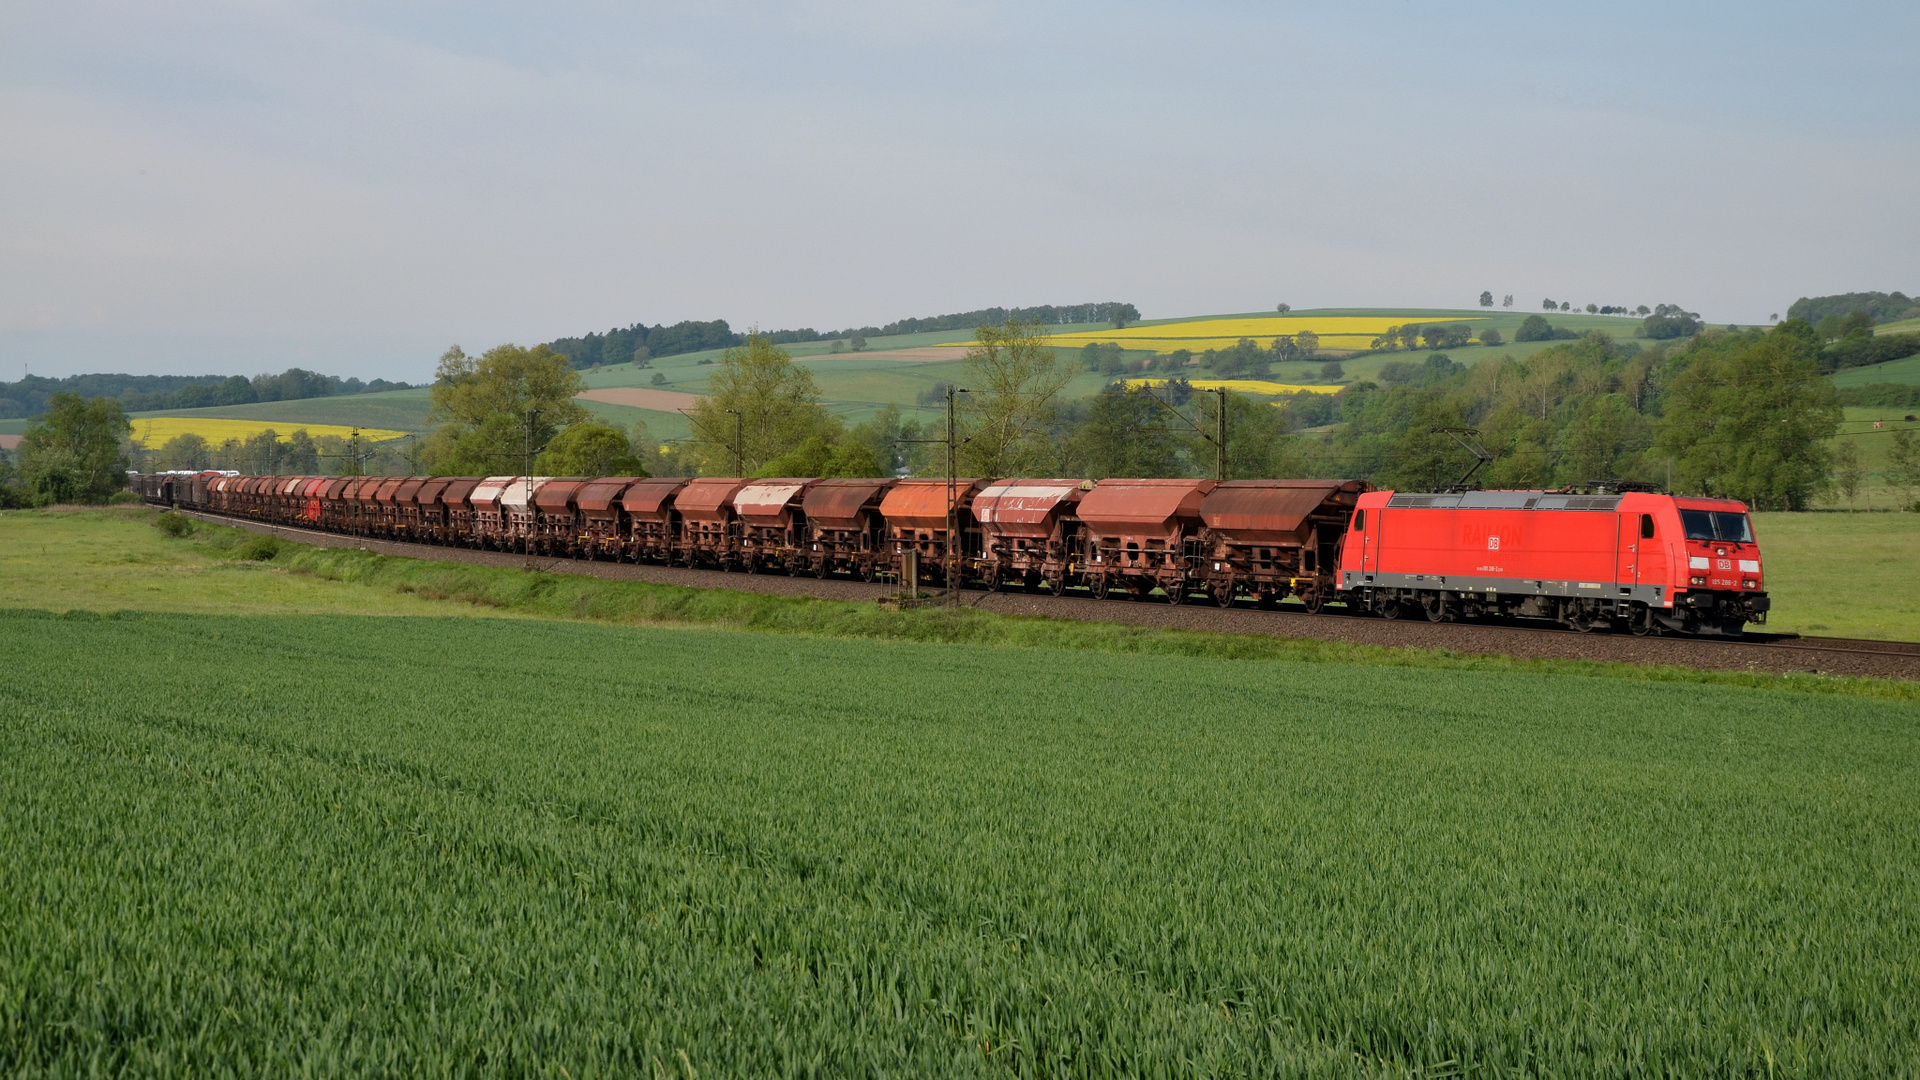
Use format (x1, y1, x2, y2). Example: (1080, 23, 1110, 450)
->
(232, 534, 284, 561)
(1479, 328, 1503, 346)
(108, 489, 142, 505)
(153, 511, 195, 537)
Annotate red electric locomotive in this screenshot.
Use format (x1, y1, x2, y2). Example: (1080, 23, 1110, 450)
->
(1337, 489, 1768, 636)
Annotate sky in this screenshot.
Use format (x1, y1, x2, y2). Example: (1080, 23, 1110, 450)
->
(2, 0, 1915, 381)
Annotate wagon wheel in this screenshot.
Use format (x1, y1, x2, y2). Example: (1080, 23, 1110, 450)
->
(1165, 580, 1185, 605)
(986, 571, 1004, 592)
(787, 558, 802, 577)
(744, 556, 758, 575)
(1213, 582, 1236, 608)
(1048, 573, 1067, 597)
(859, 561, 877, 583)
(815, 558, 830, 579)
(1302, 587, 1325, 615)
(1422, 591, 1447, 623)
(1091, 575, 1110, 601)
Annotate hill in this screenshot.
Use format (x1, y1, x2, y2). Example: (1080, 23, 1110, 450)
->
(0, 307, 1708, 451)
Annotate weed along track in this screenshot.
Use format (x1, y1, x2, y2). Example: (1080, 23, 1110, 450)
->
(184, 511, 1920, 681)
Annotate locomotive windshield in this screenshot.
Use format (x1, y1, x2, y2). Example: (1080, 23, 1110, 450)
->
(1680, 509, 1753, 543)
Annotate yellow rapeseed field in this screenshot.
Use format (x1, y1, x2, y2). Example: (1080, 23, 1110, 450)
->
(1123, 379, 1342, 396)
(1041, 315, 1468, 355)
(130, 418, 411, 448)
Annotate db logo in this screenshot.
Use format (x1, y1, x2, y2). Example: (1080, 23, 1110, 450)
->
(1716, 559, 1733, 570)
(1487, 536, 1500, 550)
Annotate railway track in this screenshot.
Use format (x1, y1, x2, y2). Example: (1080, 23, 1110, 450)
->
(185, 511, 1920, 682)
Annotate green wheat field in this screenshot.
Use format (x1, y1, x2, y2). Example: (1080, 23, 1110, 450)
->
(2, 508, 1917, 1076)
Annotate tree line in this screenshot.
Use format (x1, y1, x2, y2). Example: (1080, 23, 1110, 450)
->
(0, 369, 412, 420)
(544, 303, 1142, 371)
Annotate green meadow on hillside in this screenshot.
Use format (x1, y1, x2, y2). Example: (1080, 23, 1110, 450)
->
(0, 309, 1681, 441)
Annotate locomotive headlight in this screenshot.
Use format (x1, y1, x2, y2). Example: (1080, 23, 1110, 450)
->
(1690, 575, 1706, 586)
(1742, 579, 1756, 589)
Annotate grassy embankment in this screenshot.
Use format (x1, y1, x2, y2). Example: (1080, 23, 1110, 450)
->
(5, 514, 1919, 1073)
(4, 507, 1914, 694)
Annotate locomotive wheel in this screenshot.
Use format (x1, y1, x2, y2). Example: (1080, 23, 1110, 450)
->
(1213, 582, 1235, 608)
(1422, 591, 1447, 623)
(1630, 604, 1655, 636)
(1379, 595, 1401, 620)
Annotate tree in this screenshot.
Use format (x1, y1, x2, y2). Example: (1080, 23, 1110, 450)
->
(284, 429, 320, 473)
(1275, 303, 1291, 314)
(753, 434, 883, 478)
(423, 343, 588, 475)
(1479, 291, 1494, 308)
(1319, 360, 1344, 381)
(1586, 303, 1599, 314)
(1831, 439, 1863, 509)
(1658, 324, 1841, 509)
(850, 334, 868, 352)
(1061, 384, 1184, 479)
(1295, 329, 1320, 357)
(17, 393, 130, 504)
(685, 335, 837, 475)
(1542, 298, 1557, 311)
(958, 319, 1075, 477)
(1111, 303, 1140, 329)
(157, 432, 211, 470)
(1888, 428, 1920, 510)
(1479, 327, 1503, 346)
(1503, 295, 1514, 309)
(536, 420, 648, 476)
(1515, 315, 1555, 342)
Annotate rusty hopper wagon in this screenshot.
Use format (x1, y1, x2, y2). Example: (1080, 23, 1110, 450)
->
(436, 477, 483, 543)
(619, 478, 691, 563)
(497, 477, 554, 550)
(973, 479, 1088, 594)
(532, 479, 591, 555)
(572, 477, 644, 559)
(802, 478, 898, 580)
(733, 479, 819, 574)
(391, 477, 429, 537)
(1077, 478, 1217, 603)
(410, 477, 454, 540)
(878, 478, 984, 587)
(673, 478, 750, 568)
(467, 477, 519, 547)
(1197, 480, 1368, 610)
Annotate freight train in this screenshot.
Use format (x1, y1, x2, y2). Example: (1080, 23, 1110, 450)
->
(133, 471, 1770, 636)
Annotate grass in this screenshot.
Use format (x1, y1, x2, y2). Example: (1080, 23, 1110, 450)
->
(4, 507, 1913, 698)
(1752, 511, 1920, 639)
(1830, 352, 1920, 387)
(6, 606, 1918, 1074)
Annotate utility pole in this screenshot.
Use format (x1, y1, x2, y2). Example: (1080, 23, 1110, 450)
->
(729, 408, 743, 475)
(523, 408, 542, 564)
(1142, 385, 1228, 480)
(896, 385, 969, 605)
